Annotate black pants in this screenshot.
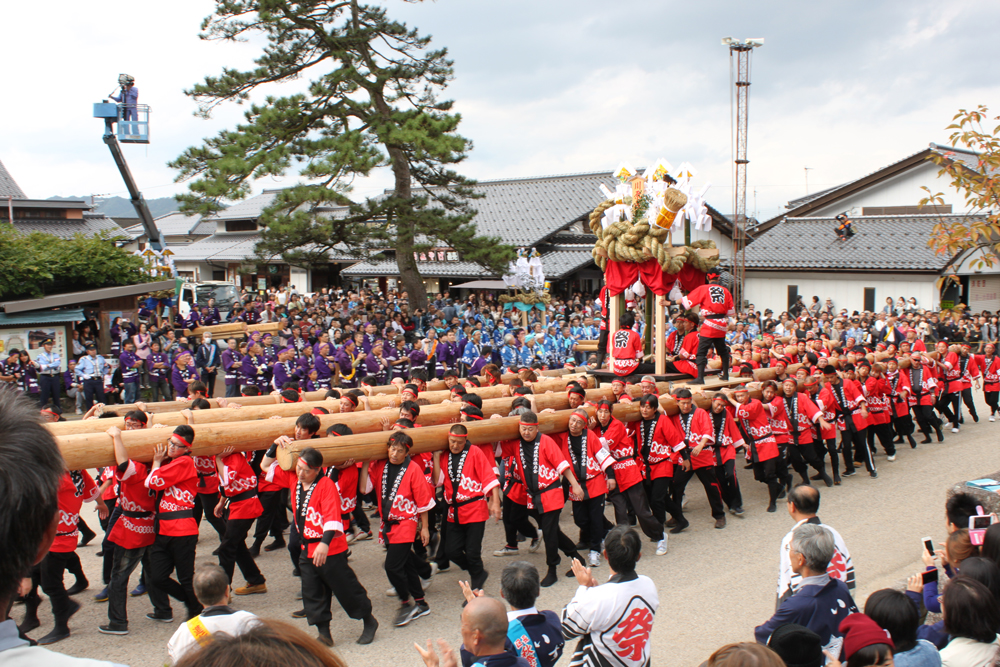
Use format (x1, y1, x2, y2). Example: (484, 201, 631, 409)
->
(82, 378, 105, 410)
(352, 498, 372, 533)
(936, 391, 956, 426)
(224, 383, 240, 398)
(253, 490, 288, 544)
(672, 466, 726, 520)
(288, 521, 302, 571)
(841, 428, 875, 474)
(445, 520, 486, 587)
(219, 517, 265, 586)
(785, 440, 826, 482)
(147, 534, 201, 617)
(714, 460, 743, 511)
(38, 373, 61, 409)
(300, 549, 372, 627)
(948, 388, 978, 426)
(150, 377, 172, 402)
(663, 361, 696, 378)
(987, 391, 999, 416)
(40, 551, 76, 630)
(384, 541, 426, 604)
(642, 477, 685, 526)
(201, 371, 217, 397)
(695, 336, 731, 380)
(571, 495, 608, 553)
(107, 545, 152, 629)
(609, 483, 663, 541)
(912, 403, 941, 437)
(814, 438, 841, 483)
(594, 328, 609, 369)
(101, 500, 120, 585)
(501, 493, 537, 548)
(192, 492, 227, 540)
(752, 458, 783, 508)
(867, 422, 896, 456)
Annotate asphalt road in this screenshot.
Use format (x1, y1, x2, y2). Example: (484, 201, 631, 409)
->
(22, 394, 996, 667)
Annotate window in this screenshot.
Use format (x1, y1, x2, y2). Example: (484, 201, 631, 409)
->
(787, 285, 798, 311)
(864, 288, 875, 312)
(225, 220, 257, 232)
(212, 270, 226, 281)
(861, 205, 952, 216)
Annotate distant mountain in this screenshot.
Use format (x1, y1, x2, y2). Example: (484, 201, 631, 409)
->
(47, 195, 180, 219)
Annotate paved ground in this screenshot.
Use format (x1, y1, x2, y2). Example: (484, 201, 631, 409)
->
(23, 394, 997, 667)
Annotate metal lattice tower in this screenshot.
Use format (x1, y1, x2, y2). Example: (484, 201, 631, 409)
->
(723, 38, 763, 311)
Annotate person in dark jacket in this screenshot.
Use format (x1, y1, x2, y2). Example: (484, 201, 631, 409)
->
(755, 523, 858, 657)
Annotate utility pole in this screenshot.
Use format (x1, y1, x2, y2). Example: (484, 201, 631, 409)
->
(804, 166, 813, 195)
(723, 37, 763, 312)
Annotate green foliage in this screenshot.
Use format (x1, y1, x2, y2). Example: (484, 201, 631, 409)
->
(921, 104, 1000, 268)
(170, 0, 515, 309)
(0, 226, 150, 300)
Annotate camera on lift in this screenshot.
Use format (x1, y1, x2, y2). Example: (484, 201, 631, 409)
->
(118, 73, 135, 87)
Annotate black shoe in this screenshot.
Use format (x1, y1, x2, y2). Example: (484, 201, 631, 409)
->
(471, 570, 489, 592)
(893, 438, 904, 445)
(688, 378, 705, 385)
(248, 543, 261, 558)
(920, 437, 932, 444)
(842, 469, 856, 477)
(17, 616, 39, 635)
(821, 473, 834, 488)
(731, 507, 745, 516)
(935, 428, 944, 442)
(669, 519, 690, 535)
(767, 503, 777, 513)
(78, 527, 97, 548)
(776, 489, 786, 500)
(540, 567, 558, 588)
(95, 550, 104, 557)
(146, 611, 174, 623)
(358, 615, 379, 645)
(317, 630, 334, 647)
(908, 437, 917, 449)
(98, 624, 129, 636)
(810, 473, 823, 481)
(66, 578, 89, 596)
(38, 627, 71, 645)
(263, 539, 286, 552)
(290, 608, 307, 618)
(973, 414, 979, 423)
(870, 471, 878, 479)
(211, 547, 220, 556)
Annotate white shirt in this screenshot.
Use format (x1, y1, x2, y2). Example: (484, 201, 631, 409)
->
(167, 607, 258, 665)
(0, 620, 124, 666)
(777, 517, 854, 604)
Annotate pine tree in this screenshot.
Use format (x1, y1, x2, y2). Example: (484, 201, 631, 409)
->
(169, 0, 513, 310)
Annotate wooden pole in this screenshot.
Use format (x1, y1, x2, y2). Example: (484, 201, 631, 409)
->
(55, 379, 661, 470)
(655, 302, 666, 375)
(643, 291, 653, 355)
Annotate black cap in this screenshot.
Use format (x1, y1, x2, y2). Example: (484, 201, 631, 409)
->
(85, 343, 97, 350)
(41, 338, 54, 345)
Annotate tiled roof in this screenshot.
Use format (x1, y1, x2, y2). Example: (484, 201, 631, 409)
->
(0, 159, 26, 198)
(341, 246, 595, 280)
(743, 214, 976, 271)
(13, 214, 125, 239)
(212, 190, 279, 220)
(126, 211, 206, 237)
(341, 259, 487, 278)
(537, 248, 596, 278)
(785, 184, 842, 210)
(169, 232, 355, 263)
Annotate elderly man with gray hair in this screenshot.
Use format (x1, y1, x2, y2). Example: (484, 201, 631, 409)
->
(754, 523, 858, 658)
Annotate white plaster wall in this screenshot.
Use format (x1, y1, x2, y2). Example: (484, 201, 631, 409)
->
(745, 271, 938, 314)
(809, 162, 972, 217)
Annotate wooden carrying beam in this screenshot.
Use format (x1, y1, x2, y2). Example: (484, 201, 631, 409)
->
(106, 367, 577, 414)
(54, 379, 658, 470)
(48, 374, 606, 437)
(275, 384, 755, 470)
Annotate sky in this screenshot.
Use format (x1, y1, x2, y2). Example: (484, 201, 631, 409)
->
(2, 0, 997, 223)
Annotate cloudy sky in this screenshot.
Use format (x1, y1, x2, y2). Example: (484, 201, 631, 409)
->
(2, 0, 996, 222)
